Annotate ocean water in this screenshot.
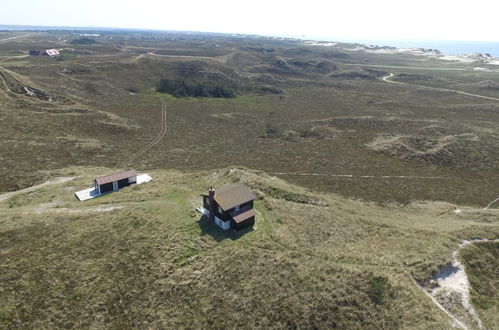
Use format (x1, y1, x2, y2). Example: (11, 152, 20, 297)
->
(340, 39, 499, 57)
(378, 40, 499, 57)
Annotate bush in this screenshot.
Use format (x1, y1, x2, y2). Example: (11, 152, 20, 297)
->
(244, 85, 284, 95)
(297, 128, 324, 139)
(264, 186, 312, 204)
(157, 78, 235, 98)
(69, 37, 97, 45)
(368, 274, 393, 305)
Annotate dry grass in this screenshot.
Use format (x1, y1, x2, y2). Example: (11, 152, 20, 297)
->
(1, 31, 499, 206)
(461, 242, 499, 329)
(1, 31, 499, 328)
(0, 167, 497, 328)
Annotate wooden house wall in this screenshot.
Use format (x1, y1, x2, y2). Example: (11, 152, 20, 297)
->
(231, 216, 255, 232)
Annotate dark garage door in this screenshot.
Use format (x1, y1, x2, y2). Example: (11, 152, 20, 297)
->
(117, 178, 130, 189)
(99, 182, 114, 193)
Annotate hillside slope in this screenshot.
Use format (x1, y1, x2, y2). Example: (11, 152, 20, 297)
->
(0, 167, 497, 328)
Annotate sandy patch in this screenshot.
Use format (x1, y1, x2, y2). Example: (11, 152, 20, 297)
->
(428, 239, 499, 329)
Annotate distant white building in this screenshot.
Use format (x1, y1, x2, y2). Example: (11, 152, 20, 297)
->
(44, 49, 60, 56)
(29, 49, 60, 57)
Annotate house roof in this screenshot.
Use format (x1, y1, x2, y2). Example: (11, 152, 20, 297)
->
(231, 208, 256, 223)
(95, 170, 137, 186)
(45, 49, 59, 56)
(214, 184, 255, 210)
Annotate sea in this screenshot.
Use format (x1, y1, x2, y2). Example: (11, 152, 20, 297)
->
(364, 40, 499, 57)
(315, 37, 499, 57)
(2, 25, 499, 57)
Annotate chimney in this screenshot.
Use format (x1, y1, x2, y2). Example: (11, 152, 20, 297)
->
(208, 187, 215, 222)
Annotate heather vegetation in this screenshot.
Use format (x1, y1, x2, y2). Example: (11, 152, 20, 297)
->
(157, 78, 236, 98)
(0, 30, 498, 329)
(69, 36, 97, 44)
(0, 167, 496, 328)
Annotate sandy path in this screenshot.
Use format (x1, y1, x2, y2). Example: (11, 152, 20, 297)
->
(270, 172, 447, 180)
(0, 177, 76, 203)
(0, 54, 29, 63)
(382, 73, 499, 101)
(410, 275, 468, 330)
(421, 239, 499, 329)
(125, 98, 167, 164)
(5, 205, 124, 214)
(139, 51, 235, 63)
(484, 196, 499, 209)
(146, 52, 215, 60)
(349, 63, 470, 71)
(0, 34, 32, 42)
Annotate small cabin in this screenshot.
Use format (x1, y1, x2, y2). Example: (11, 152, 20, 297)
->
(43, 49, 60, 56)
(94, 170, 137, 195)
(29, 49, 60, 57)
(201, 184, 256, 232)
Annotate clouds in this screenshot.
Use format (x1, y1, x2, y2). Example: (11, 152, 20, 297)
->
(1, 0, 498, 42)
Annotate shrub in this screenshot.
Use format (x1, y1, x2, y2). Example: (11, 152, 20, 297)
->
(157, 78, 235, 98)
(69, 37, 97, 45)
(264, 186, 312, 204)
(368, 274, 393, 305)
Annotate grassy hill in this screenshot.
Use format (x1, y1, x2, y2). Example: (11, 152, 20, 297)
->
(461, 242, 499, 329)
(0, 167, 497, 328)
(1, 31, 498, 207)
(1, 30, 499, 328)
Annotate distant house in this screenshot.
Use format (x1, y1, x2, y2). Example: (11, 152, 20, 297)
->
(29, 49, 59, 57)
(94, 170, 137, 194)
(75, 169, 152, 201)
(200, 184, 256, 232)
(43, 49, 59, 56)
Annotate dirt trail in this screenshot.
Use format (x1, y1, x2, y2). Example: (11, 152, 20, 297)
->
(410, 275, 468, 330)
(419, 239, 499, 329)
(0, 34, 32, 42)
(270, 172, 447, 180)
(7, 205, 124, 214)
(350, 63, 470, 71)
(382, 73, 499, 101)
(484, 196, 499, 209)
(0, 177, 76, 202)
(146, 52, 214, 60)
(125, 98, 167, 164)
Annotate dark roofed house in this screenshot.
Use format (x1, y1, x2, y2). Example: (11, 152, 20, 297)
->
(75, 169, 152, 201)
(94, 169, 137, 195)
(201, 184, 256, 232)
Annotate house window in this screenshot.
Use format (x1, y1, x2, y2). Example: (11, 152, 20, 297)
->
(234, 205, 240, 212)
(218, 206, 223, 214)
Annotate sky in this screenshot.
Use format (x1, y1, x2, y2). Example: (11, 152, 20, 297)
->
(2, 0, 499, 42)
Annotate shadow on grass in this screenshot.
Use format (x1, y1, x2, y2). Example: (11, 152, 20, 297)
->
(196, 215, 253, 242)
